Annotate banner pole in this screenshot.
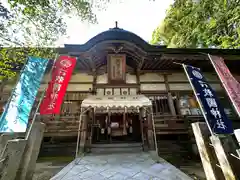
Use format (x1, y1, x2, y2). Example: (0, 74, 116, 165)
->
(25, 55, 58, 140)
(182, 63, 214, 135)
(208, 54, 240, 118)
(25, 90, 46, 140)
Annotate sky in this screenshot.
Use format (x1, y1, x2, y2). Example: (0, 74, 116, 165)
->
(56, 0, 173, 46)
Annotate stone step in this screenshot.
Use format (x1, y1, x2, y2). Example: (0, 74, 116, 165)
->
(156, 140, 190, 155)
(91, 142, 142, 148)
(91, 146, 143, 154)
(90, 142, 143, 154)
(42, 143, 76, 148)
(157, 146, 187, 151)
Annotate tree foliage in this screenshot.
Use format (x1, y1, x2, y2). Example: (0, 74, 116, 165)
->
(151, 0, 240, 48)
(0, 0, 110, 80)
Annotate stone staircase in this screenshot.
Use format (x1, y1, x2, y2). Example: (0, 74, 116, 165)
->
(39, 142, 77, 157)
(39, 142, 143, 157)
(90, 142, 143, 154)
(157, 140, 191, 166)
(157, 140, 189, 154)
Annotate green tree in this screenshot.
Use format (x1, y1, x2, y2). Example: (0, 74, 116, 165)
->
(151, 0, 240, 48)
(0, 0, 109, 80)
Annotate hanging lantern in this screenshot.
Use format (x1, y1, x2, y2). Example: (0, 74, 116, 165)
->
(101, 128, 105, 134)
(129, 126, 133, 133)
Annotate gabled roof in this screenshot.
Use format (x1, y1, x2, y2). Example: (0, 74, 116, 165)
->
(63, 26, 240, 56)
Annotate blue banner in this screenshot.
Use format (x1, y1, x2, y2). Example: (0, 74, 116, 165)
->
(0, 56, 48, 132)
(184, 65, 233, 134)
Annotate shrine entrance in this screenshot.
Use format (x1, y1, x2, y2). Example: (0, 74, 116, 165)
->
(92, 113, 141, 144)
(76, 95, 156, 153)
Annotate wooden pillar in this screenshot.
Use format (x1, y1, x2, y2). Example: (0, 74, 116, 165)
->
(107, 107, 111, 143)
(123, 107, 127, 135)
(139, 108, 143, 148)
(136, 57, 145, 94)
(90, 108, 95, 148)
(191, 122, 223, 180)
(163, 74, 176, 115)
(136, 69, 141, 94)
(147, 107, 154, 150)
(140, 108, 148, 151)
(86, 109, 93, 152)
(79, 113, 88, 153)
(92, 70, 97, 95)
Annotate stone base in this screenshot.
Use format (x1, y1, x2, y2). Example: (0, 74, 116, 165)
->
(16, 122, 45, 180)
(0, 139, 27, 180)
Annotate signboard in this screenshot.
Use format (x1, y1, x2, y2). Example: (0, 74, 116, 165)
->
(40, 56, 76, 114)
(108, 54, 126, 82)
(209, 54, 240, 117)
(183, 64, 233, 134)
(0, 56, 48, 132)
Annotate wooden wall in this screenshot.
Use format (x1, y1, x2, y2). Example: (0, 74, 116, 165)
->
(1, 71, 222, 92)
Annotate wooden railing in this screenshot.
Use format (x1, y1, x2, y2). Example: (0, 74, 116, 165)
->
(153, 114, 204, 135)
(153, 114, 240, 135)
(40, 117, 80, 137)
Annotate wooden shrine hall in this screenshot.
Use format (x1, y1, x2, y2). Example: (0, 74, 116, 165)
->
(1, 22, 240, 155)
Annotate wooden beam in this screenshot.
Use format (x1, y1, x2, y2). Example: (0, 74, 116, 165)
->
(150, 58, 162, 69)
(137, 57, 145, 70)
(140, 70, 179, 73)
(89, 55, 96, 72)
(96, 83, 139, 88)
(161, 54, 208, 61)
(142, 58, 157, 69)
(79, 59, 90, 70)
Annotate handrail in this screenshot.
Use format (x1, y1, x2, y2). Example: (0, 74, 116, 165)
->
(153, 114, 204, 118)
(230, 153, 240, 160)
(153, 114, 240, 120)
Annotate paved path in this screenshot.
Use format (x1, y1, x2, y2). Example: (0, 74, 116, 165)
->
(51, 152, 193, 180)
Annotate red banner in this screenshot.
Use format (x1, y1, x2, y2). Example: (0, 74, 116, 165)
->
(40, 56, 77, 114)
(209, 54, 240, 117)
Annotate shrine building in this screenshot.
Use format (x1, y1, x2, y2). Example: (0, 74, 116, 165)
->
(1, 23, 240, 155)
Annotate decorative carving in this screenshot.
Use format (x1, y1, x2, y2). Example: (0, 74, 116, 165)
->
(109, 46, 123, 54)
